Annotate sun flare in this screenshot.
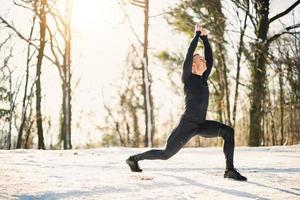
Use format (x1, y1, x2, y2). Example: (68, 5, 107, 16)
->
(72, 0, 116, 30)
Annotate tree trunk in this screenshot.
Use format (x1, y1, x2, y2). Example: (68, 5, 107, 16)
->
(221, 53, 231, 126)
(35, 0, 47, 149)
(142, 0, 153, 147)
(278, 64, 284, 145)
(17, 15, 36, 149)
(61, 82, 67, 149)
(149, 78, 155, 146)
(25, 102, 34, 149)
(7, 67, 13, 149)
(249, 0, 269, 146)
(216, 91, 223, 122)
(130, 105, 140, 147)
(232, 4, 248, 128)
(66, 0, 72, 149)
(60, 0, 73, 149)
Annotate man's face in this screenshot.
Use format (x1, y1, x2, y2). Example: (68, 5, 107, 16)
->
(192, 55, 207, 75)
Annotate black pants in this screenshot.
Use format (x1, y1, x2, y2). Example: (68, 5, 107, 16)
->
(132, 118, 235, 169)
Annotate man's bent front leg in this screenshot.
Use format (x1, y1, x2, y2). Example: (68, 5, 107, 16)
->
(195, 120, 235, 169)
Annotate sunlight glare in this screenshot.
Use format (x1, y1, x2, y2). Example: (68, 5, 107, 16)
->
(72, 0, 116, 30)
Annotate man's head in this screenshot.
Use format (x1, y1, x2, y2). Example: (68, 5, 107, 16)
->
(192, 54, 207, 75)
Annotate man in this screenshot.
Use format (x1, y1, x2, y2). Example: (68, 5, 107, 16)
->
(126, 23, 247, 181)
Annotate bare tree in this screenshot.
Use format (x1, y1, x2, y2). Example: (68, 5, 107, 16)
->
(229, 0, 250, 128)
(44, 0, 73, 149)
(231, 0, 300, 146)
(101, 44, 145, 147)
(17, 14, 37, 148)
(1, 0, 74, 149)
(125, 0, 155, 147)
(0, 35, 12, 149)
(0, 48, 22, 149)
(0, 51, 14, 149)
(269, 34, 300, 145)
(33, 0, 47, 149)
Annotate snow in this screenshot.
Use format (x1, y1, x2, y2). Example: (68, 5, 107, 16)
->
(1, 145, 300, 200)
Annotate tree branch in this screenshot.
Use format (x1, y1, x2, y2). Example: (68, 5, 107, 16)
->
(119, 5, 143, 46)
(0, 16, 57, 67)
(269, 0, 300, 24)
(267, 23, 300, 45)
(0, 16, 29, 43)
(231, 0, 257, 31)
(0, 33, 13, 50)
(131, 0, 145, 4)
(46, 25, 64, 80)
(129, 0, 145, 8)
(149, 11, 172, 18)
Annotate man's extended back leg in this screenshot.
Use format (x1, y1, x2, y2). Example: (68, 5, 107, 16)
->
(130, 118, 198, 161)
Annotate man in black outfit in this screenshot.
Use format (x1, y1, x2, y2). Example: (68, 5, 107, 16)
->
(126, 24, 247, 181)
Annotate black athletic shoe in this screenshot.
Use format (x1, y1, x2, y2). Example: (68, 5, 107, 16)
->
(224, 168, 247, 181)
(126, 156, 143, 172)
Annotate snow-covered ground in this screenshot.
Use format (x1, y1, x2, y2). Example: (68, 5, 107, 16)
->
(1, 145, 300, 200)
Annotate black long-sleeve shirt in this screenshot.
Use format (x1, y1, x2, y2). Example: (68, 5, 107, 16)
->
(181, 31, 213, 123)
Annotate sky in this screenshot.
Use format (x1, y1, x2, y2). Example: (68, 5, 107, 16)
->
(0, 0, 299, 148)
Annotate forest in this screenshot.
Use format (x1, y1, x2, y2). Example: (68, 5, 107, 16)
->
(1, 0, 300, 150)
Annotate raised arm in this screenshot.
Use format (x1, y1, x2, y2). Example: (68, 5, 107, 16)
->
(181, 27, 201, 83)
(201, 36, 213, 80)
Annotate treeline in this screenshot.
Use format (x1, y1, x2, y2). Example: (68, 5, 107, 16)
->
(1, 0, 73, 149)
(100, 0, 300, 147)
(1, 0, 299, 149)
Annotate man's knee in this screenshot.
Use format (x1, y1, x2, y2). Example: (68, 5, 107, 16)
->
(221, 126, 234, 139)
(161, 150, 175, 160)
